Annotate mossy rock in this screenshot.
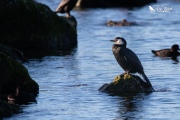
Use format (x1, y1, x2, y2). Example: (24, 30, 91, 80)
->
(99, 73, 154, 95)
(0, 0, 77, 56)
(0, 53, 39, 95)
(0, 100, 19, 118)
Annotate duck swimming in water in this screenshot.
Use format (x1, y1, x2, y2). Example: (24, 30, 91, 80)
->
(151, 44, 180, 57)
(55, 0, 78, 18)
(110, 37, 153, 88)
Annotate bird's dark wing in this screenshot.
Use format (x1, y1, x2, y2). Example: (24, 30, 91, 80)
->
(119, 47, 144, 73)
(56, 0, 70, 12)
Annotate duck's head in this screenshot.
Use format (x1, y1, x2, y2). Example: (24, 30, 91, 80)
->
(171, 44, 180, 52)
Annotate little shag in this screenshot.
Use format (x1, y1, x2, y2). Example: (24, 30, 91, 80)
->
(110, 37, 153, 88)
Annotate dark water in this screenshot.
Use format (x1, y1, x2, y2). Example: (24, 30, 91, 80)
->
(5, 1, 180, 120)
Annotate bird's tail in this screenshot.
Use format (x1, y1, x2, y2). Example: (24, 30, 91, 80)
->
(142, 73, 155, 91)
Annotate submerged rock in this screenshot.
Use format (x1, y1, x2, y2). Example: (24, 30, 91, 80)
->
(106, 19, 137, 27)
(76, 0, 156, 8)
(0, 0, 77, 56)
(99, 73, 154, 95)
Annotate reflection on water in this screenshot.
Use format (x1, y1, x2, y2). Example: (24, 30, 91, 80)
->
(4, 1, 180, 120)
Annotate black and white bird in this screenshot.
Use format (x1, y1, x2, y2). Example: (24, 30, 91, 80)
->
(110, 37, 153, 88)
(55, 0, 78, 18)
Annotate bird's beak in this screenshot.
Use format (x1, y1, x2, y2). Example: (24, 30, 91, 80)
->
(110, 40, 116, 42)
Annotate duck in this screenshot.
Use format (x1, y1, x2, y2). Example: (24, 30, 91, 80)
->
(151, 44, 180, 57)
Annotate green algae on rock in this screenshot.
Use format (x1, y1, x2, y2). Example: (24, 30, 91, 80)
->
(99, 73, 154, 95)
(0, 53, 39, 95)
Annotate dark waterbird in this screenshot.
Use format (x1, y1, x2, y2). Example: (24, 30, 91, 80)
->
(55, 0, 78, 18)
(110, 37, 153, 88)
(151, 44, 180, 57)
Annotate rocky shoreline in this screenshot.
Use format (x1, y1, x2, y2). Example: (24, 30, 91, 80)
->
(0, 0, 77, 118)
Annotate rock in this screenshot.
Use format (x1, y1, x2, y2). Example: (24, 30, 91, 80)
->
(99, 73, 154, 95)
(8, 87, 36, 104)
(0, 53, 39, 95)
(106, 19, 137, 27)
(76, 0, 156, 8)
(0, 53, 38, 117)
(0, 44, 27, 62)
(0, 100, 19, 118)
(0, 0, 77, 57)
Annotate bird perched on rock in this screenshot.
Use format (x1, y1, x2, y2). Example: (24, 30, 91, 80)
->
(55, 0, 78, 18)
(110, 37, 153, 88)
(151, 44, 180, 57)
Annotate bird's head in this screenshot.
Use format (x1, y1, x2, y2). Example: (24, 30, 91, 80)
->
(110, 37, 127, 47)
(171, 44, 180, 52)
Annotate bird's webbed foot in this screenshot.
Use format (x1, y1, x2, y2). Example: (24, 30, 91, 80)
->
(121, 71, 130, 76)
